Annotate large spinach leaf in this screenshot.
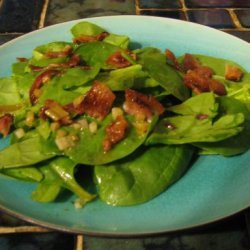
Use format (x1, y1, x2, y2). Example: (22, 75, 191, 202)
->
(147, 93, 244, 145)
(194, 96, 250, 156)
(94, 144, 194, 206)
(137, 48, 189, 101)
(0, 135, 59, 169)
(65, 114, 158, 165)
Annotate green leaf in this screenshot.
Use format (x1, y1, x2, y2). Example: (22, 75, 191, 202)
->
(32, 165, 63, 203)
(65, 114, 158, 165)
(147, 93, 244, 145)
(50, 157, 96, 205)
(97, 64, 158, 91)
(1, 167, 43, 182)
(74, 41, 121, 69)
(57, 67, 100, 89)
(71, 21, 106, 37)
(137, 48, 189, 101)
(0, 136, 59, 169)
(103, 34, 129, 49)
(0, 77, 21, 106)
(194, 96, 250, 156)
(94, 144, 194, 206)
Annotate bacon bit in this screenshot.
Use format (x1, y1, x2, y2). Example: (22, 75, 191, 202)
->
(44, 45, 73, 58)
(73, 32, 109, 44)
(123, 89, 165, 121)
(0, 114, 13, 137)
(183, 54, 201, 72)
(225, 64, 243, 82)
(80, 81, 116, 120)
(208, 78, 227, 96)
(17, 57, 28, 62)
(30, 69, 60, 105)
(196, 113, 209, 120)
(165, 49, 183, 71)
(40, 99, 72, 125)
(106, 51, 133, 68)
(29, 65, 44, 72)
(103, 115, 129, 152)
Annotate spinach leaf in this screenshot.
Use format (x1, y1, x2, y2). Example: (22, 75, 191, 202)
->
(97, 64, 158, 91)
(0, 135, 59, 169)
(103, 33, 129, 49)
(1, 167, 43, 182)
(71, 21, 106, 37)
(147, 93, 244, 145)
(74, 41, 121, 69)
(94, 144, 194, 206)
(0, 77, 21, 106)
(51, 157, 96, 205)
(32, 164, 63, 203)
(57, 67, 100, 89)
(194, 96, 250, 156)
(137, 48, 189, 101)
(65, 114, 158, 165)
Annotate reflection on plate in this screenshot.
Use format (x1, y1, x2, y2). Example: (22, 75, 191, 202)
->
(0, 15, 249, 236)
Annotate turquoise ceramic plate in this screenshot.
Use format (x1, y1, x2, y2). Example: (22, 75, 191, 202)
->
(0, 16, 250, 236)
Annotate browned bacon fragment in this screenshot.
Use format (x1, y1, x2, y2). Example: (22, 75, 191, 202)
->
(165, 49, 183, 71)
(123, 89, 164, 120)
(183, 53, 201, 71)
(106, 51, 134, 68)
(0, 114, 13, 137)
(225, 64, 243, 82)
(74, 81, 116, 120)
(30, 69, 60, 105)
(73, 32, 109, 44)
(103, 115, 129, 152)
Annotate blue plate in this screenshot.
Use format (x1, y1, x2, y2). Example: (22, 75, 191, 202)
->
(0, 15, 249, 236)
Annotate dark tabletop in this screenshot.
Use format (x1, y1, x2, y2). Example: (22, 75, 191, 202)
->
(0, 0, 250, 249)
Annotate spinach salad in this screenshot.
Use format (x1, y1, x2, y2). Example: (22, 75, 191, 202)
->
(0, 21, 249, 207)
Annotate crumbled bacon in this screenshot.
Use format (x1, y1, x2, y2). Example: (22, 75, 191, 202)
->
(82, 81, 116, 120)
(73, 32, 109, 44)
(30, 69, 60, 105)
(0, 114, 13, 137)
(183, 54, 226, 96)
(17, 57, 28, 62)
(39, 99, 72, 125)
(65, 81, 116, 120)
(44, 45, 73, 58)
(123, 89, 164, 120)
(106, 51, 135, 68)
(103, 115, 129, 152)
(225, 64, 243, 82)
(165, 49, 183, 71)
(183, 53, 201, 71)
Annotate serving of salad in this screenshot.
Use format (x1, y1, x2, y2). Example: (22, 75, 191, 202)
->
(0, 21, 249, 209)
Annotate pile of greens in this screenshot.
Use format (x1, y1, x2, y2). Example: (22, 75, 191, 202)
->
(0, 21, 249, 207)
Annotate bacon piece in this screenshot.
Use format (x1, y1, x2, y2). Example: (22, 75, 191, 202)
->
(165, 49, 183, 71)
(0, 114, 13, 137)
(123, 89, 164, 120)
(39, 99, 72, 125)
(45, 45, 73, 58)
(184, 68, 226, 95)
(208, 79, 227, 96)
(106, 51, 134, 68)
(225, 64, 243, 82)
(30, 69, 60, 105)
(103, 115, 129, 152)
(183, 53, 201, 72)
(73, 32, 109, 44)
(67, 81, 116, 120)
(17, 57, 28, 62)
